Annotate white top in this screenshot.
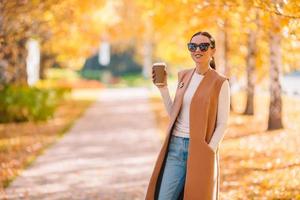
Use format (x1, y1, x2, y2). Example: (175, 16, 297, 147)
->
(158, 72, 230, 152)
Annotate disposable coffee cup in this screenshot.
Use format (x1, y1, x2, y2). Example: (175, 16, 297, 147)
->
(153, 62, 166, 86)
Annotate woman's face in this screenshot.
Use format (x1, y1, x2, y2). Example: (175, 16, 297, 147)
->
(190, 34, 215, 65)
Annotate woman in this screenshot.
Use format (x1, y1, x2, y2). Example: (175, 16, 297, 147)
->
(145, 31, 230, 200)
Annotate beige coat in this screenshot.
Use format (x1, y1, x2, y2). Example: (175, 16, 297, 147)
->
(145, 67, 229, 200)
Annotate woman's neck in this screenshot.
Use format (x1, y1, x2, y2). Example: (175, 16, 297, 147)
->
(195, 62, 210, 75)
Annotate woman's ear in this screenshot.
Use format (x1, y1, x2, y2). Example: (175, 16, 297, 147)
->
(211, 48, 216, 57)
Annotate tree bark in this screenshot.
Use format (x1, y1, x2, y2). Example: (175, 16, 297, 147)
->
(216, 18, 234, 111)
(267, 12, 283, 130)
(142, 16, 153, 79)
(0, 1, 28, 86)
(243, 11, 258, 115)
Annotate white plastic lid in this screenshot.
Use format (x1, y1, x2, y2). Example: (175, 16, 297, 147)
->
(153, 62, 166, 66)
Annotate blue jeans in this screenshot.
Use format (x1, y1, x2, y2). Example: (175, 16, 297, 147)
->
(158, 135, 189, 200)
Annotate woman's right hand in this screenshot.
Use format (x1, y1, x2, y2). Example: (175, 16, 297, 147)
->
(152, 68, 168, 88)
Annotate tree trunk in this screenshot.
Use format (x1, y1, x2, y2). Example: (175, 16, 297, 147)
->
(243, 12, 258, 115)
(216, 18, 234, 111)
(142, 17, 153, 79)
(142, 39, 152, 79)
(0, 2, 28, 86)
(267, 13, 283, 130)
(223, 19, 234, 112)
(0, 37, 28, 86)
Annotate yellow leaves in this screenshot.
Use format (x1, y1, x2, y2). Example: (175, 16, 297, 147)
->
(279, 17, 291, 27)
(4, 0, 300, 74)
(248, 21, 258, 32)
(97, 1, 122, 25)
(43, 10, 54, 22)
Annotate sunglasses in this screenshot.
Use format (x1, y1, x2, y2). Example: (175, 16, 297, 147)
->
(187, 42, 212, 52)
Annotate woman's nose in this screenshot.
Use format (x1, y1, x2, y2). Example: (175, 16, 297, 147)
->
(194, 47, 202, 52)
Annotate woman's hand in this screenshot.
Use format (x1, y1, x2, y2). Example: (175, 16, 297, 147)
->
(152, 68, 168, 88)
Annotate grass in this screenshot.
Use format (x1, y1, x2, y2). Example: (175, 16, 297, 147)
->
(148, 91, 300, 199)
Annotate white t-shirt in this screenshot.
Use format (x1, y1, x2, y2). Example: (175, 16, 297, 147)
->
(158, 71, 230, 152)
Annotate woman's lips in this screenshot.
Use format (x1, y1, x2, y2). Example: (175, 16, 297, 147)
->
(194, 54, 203, 58)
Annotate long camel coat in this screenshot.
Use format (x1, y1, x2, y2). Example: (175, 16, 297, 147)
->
(145, 67, 229, 200)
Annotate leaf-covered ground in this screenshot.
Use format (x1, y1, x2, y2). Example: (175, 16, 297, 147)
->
(0, 89, 98, 190)
(149, 91, 300, 200)
(1, 87, 159, 200)
(1, 86, 299, 199)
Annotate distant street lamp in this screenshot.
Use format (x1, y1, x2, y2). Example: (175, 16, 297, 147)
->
(26, 38, 40, 86)
(98, 41, 110, 66)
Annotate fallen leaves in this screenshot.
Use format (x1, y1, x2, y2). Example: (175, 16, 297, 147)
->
(149, 91, 300, 199)
(0, 97, 94, 190)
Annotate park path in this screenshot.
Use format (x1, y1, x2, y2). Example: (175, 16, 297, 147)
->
(2, 87, 161, 200)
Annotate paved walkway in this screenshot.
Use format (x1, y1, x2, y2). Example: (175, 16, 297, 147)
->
(2, 87, 161, 200)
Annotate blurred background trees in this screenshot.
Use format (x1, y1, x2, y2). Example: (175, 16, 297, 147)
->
(1, 0, 300, 125)
(1, 0, 300, 197)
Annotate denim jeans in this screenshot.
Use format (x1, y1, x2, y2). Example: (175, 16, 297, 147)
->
(158, 135, 189, 200)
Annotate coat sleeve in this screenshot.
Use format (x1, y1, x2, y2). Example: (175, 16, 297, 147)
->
(208, 80, 230, 152)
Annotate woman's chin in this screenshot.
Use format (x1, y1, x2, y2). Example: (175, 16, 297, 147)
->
(193, 58, 204, 63)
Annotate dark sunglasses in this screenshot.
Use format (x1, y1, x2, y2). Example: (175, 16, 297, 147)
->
(187, 42, 212, 52)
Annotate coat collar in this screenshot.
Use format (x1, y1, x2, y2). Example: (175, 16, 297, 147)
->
(179, 66, 214, 93)
(172, 67, 214, 121)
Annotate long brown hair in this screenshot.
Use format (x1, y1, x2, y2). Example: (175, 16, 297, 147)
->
(190, 31, 216, 70)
